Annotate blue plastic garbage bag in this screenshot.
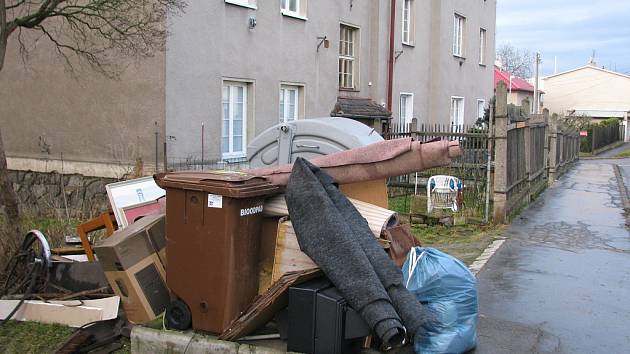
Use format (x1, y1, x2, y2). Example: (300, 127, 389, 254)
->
(402, 247, 478, 354)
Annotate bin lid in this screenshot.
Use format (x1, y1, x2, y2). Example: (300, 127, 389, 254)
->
(154, 171, 279, 198)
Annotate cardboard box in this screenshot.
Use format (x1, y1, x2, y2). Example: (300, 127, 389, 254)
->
(94, 213, 169, 324)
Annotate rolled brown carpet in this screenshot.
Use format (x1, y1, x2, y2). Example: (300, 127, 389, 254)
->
(246, 138, 462, 185)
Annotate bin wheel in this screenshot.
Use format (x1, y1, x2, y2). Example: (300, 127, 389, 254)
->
(166, 299, 192, 330)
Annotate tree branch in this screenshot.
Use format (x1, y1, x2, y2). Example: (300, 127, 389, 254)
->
(6, 0, 26, 10)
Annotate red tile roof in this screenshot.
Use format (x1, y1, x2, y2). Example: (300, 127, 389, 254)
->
(494, 66, 535, 93)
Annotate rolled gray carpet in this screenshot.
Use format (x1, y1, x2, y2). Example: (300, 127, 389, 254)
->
(308, 159, 434, 336)
(285, 158, 406, 348)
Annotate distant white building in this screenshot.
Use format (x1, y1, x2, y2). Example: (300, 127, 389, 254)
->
(543, 63, 630, 121)
(543, 62, 630, 141)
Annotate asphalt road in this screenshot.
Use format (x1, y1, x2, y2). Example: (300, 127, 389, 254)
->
(474, 159, 630, 354)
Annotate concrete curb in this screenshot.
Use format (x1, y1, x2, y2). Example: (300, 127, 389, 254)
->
(613, 165, 630, 223)
(469, 239, 506, 275)
(130, 326, 292, 354)
(581, 156, 629, 160)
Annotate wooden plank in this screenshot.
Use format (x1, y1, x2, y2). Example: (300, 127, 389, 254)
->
(271, 221, 317, 283)
(258, 217, 281, 294)
(339, 179, 389, 209)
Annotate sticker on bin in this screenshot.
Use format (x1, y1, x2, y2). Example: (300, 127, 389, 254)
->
(240, 205, 264, 217)
(207, 194, 223, 208)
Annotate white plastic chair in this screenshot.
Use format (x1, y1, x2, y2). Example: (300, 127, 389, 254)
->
(427, 175, 462, 213)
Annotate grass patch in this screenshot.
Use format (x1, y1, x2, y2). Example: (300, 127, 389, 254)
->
(411, 223, 506, 265)
(0, 321, 130, 354)
(0, 214, 82, 247)
(390, 195, 505, 265)
(0, 321, 74, 353)
(616, 149, 630, 158)
(389, 194, 485, 220)
(0, 215, 82, 282)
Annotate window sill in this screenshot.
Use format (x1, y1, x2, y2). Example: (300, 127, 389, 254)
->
(222, 153, 247, 160)
(479, 63, 487, 67)
(453, 54, 466, 60)
(339, 87, 360, 92)
(225, 0, 257, 10)
(281, 9, 307, 21)
(402, 42, 415, 48)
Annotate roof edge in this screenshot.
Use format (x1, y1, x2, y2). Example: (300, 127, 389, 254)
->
(544, 65, 630, 81)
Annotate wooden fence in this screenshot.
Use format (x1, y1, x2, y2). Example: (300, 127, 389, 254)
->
(548, 114, 580, 182)
(384, 121, 491, 220)
(493, 81, 579, 222)
(591, 124, 623, 152)
(383, 81, 579, 223)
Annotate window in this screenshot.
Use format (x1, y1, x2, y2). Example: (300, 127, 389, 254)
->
(451, 97, 465, 127)
(281, 0, 307, 19)
(222, 82, 248, 159)
(402, 0, 414, 45)
(339, 24, 358, 89)
(453, 14, 465, 57)
(225, 0, 257, 10)
(399, 93, 414, 125)
(479, 28, 486, 65)
(477, 99, 486, 120)
(280, 86, 299, 123)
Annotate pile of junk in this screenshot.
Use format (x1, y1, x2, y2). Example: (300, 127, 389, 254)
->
(0, 118, 479, 354)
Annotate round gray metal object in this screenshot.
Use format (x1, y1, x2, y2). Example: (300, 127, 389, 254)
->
(247, 117, 383, 168)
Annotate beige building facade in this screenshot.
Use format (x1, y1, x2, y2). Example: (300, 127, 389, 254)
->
(0, 34, 166, 178)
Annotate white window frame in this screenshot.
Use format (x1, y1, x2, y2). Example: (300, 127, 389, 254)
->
(222, 82, 248, 159)
(477, 99, 486, 120)
(339, 24, 359, 90)
(451, 96, 465, 127)
(279, 86, 300, 124)
(402, 0, 414, 45)
(225, 0, 257, 10)
(453, 14, 465, 57)
(281, 0, 307, 20)
(479, 28, 486, 65)
(399, 93, 414, 126)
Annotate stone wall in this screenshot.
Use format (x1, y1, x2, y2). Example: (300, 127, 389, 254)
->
(9, 170, 117, 219)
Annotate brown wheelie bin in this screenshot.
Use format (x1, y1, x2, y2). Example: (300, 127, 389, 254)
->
(155, 171, 279, 333)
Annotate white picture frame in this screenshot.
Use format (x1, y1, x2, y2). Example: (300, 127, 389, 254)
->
(105, 177, 165, 229)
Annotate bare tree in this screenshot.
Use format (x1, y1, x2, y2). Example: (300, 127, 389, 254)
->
(0, 0, 185, 236)
(496, 43, 534, 78)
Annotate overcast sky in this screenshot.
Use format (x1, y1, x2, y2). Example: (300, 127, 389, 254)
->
(496, 0, 630, 77)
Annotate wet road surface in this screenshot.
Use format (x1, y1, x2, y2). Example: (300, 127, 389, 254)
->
(474, 160, 630, 354)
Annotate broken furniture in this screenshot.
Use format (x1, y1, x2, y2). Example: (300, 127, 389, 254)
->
(77, 211, 117, 262)
(0, 230, 118, 328)
(155, 171, 279, 333)
(426, 175, 463, 213)
(93, 213, 168, 324)
(287, 277, 371, 354)
(218, 269, 321, 341)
